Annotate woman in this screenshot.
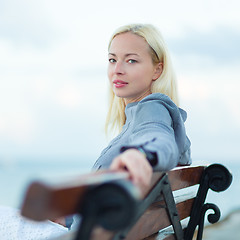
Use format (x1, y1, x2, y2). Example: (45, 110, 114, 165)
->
(0, 23, 191, 239)
(93, 23, 191, 192)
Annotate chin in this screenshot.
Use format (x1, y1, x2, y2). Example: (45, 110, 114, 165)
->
(113, 91, 126, 99)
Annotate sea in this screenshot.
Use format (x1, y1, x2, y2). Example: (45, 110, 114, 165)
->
(0, 157, 95, 209)
(0, 157, 239, 223)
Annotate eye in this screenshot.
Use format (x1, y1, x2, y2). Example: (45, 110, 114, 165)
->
(128, 59, 137, 64)
(109, 58, 116, 63)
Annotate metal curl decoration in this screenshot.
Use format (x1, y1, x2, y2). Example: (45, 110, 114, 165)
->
(205, 164, 233, 192)
(205, 203, 221, 224)
(184, 164, 233, 240)
(196, 203, 221, 240)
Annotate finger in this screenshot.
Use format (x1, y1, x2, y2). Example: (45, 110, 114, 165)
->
(110, 156, 126, 170)
(118, 150, 152, 187)
(109, 149, 153, 192)
(130, 158, 152, 187)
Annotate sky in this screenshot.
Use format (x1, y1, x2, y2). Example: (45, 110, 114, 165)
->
(0, 0, 240, 166)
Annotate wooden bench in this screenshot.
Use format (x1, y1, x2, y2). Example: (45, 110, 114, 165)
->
(21, 164, 232, 240)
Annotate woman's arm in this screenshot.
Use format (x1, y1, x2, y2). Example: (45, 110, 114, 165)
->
(110, 148, 153, 195)
(125, 96, 191, 171)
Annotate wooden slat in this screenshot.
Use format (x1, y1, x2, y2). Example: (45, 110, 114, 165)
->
(21, 171, 131, 221)
(144, 217, 190, 240)
(125, 198, 195, 240)
(168, 165, 205, 191)
(21, 182, 89, 221)
(145, 232, 176, 240)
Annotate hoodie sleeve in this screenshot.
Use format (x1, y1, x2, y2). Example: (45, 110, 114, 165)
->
(124, 94, 191, 171)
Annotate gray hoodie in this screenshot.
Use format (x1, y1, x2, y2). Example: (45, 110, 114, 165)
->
(92, 93, 191, 171)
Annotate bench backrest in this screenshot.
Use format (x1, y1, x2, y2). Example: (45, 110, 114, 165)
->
(21, 164, 232, 240)
(125, 166, 205, 240)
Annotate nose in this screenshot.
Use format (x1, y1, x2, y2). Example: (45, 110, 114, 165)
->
(114, 61, 125, 75)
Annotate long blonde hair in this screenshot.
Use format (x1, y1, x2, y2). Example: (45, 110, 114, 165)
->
(105, 23, 179, 135)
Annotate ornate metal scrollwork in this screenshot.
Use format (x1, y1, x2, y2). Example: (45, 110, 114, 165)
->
(205, 164, 233, 192)
(184, 164, 232, 240)
(196, 203, 221, 240)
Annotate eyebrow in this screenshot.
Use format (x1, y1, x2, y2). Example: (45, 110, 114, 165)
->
(108, 53, 140, 57)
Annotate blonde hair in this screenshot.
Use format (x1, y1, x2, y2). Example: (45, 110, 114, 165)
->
(105, 23, 179, 135)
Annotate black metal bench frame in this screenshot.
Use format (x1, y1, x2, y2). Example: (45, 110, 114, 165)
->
(74, 164, 232, 240)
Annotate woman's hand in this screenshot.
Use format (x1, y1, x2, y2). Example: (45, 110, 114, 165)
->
(110, 149, 153, 195)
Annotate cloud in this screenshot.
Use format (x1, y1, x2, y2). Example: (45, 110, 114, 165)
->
(0, 0, 60, 47)
(0, 111, 35, 145)
(1, 0, 240, 162)
(168, 26, 240, 64)
(178, 68, 240, 161)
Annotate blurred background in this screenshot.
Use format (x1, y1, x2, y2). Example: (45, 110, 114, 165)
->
(0, 0, 239, 228)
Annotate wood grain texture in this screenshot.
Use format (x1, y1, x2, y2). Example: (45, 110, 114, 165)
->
(125, 198, 195, 240)
(168, 166, 205, 191)
(21, 170, 131, 221)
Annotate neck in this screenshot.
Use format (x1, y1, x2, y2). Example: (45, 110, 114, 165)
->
(124, 91, 152, 105)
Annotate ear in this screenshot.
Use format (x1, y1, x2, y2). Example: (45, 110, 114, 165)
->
(152, 63, 163, 81)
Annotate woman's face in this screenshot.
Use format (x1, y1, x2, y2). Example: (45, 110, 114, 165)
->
(108, 32, 162, 105)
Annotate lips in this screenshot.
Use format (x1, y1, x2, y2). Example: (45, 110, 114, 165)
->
(113, 80, 128, 88)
